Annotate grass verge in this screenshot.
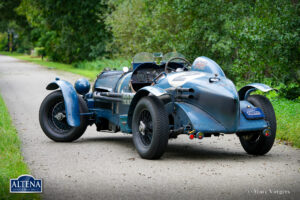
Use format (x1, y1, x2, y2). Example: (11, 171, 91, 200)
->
(0, 51, 130, 80)
(0, 94, 40, 200)
(271, 98, 300, 147)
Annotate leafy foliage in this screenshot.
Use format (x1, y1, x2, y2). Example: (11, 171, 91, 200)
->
(74, 58, 130, 71)
(17, 0, 110, 63)
(0, 32, 8, 51)
(0, 0, 299, 98)
(106, 0, 300, 99)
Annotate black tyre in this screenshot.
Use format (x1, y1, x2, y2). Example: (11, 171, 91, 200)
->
(239, 95, 276, 155)
(39, 90, 88, 142)
(132, 96, 169, 159)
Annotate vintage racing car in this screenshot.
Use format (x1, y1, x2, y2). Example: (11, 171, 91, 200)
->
(39, 52, 277, 159)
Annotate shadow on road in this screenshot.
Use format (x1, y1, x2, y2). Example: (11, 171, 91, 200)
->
(69, 135, 259, 161)
(165, 143, 250, 161)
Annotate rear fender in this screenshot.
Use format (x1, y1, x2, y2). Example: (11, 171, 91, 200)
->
(46, 79, 80, 127)
(127, 86, 167, 128)
(238, 83, 278, 100)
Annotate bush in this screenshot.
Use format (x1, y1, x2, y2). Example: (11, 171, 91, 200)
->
(73, 58, 131, 71)
(0, 32, 8, 51)
(34, 47, 45, 58)
(106, 0, 300, 99)
(17, 0, 110, 63)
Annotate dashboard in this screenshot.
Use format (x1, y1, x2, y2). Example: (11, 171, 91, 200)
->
(132, 65, 163, 83)
(131, 62, 185, 91)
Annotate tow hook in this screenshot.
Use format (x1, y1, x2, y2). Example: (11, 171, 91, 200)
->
(262, 128, 271, 137)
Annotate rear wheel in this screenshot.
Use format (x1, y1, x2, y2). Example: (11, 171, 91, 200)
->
(239, 95, 276, 155)
(132, 96, 169, 159)
(39, 90, 88, 142)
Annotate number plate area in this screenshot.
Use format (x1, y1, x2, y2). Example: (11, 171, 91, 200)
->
(242, 107, 265, 120)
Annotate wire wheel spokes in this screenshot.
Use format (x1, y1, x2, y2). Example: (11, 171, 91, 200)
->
(50, 101, 72, 132)
(138, 110, 153, 146)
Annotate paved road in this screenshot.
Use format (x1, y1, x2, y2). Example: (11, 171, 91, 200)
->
(0, 55, 299, 200)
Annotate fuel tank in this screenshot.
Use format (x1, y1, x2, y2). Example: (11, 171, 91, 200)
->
(156, 71, 240, 132)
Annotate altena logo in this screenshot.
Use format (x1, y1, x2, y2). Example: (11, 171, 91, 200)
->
(10, 175, 42, 193)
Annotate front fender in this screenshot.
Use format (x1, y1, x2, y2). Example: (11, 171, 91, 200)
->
(238, 83, 278, 100)
(46, 79, 80, 127)
(127, 86, 168, 128)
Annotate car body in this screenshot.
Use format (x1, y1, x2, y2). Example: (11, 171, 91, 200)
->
(39, 52, 277, 159)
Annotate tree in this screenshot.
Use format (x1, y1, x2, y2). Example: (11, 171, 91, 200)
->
(106, 0, 300, 98)
(17, 0, 110, 63)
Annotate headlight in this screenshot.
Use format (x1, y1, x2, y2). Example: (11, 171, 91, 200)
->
(74, 78, 90, 95)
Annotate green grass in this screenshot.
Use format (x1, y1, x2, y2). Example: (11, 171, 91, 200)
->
(271, 98, 300, 147)
(0, 51, 130, 80)
(0, 94, 40, 200)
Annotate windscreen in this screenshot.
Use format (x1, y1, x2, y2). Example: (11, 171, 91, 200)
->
(133, 52, 155, 63)
(162, 52, 185, 63)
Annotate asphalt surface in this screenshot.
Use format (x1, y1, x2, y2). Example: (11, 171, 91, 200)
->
(0, 55, 299, 200)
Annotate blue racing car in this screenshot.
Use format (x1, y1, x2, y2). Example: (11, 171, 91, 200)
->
(39, 52, 277, 159)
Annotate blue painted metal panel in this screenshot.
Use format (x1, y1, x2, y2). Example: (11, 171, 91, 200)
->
(119, 115, 131, 133)
(174, 101, 267, 134)
(90, 108, 132, 133)
(46, 80, 80, 127)
(91, 108, 119, 126)
(114, 72, 133, 93)
(88, 55, 271, 135)
(94, 71, 123, 92)
(156, 71, 240, 132)
(174, 102, 227, 133)
(237, 101, 267, 132)
(191, 56, 226, 77)
(238, 113, 267, 132)
(139, 86, 167, 96)
(86, 98, 95, 109)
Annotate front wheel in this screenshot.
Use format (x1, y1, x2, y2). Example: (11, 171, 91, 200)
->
(132, 96, 169, 159)
(239, 95, 277, 155)
(39, 90, 88, 142)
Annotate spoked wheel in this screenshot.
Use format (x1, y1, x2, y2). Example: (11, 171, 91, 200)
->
(50, 101, 72, 132)
(138, 110, 153, 146)
(39, 90, 88, 142)
(132, 96, 169, 159)
(238, 95, 276, 155)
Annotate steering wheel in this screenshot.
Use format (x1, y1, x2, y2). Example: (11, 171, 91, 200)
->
(165, 57, 191, 73)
